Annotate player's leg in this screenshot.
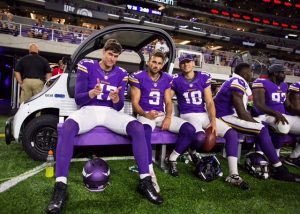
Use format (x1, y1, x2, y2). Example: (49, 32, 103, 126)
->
(213, 118, 248, 189)
(284, 115, 300, 168)
(105, 110, 163, 203)
(48, 106, 99, 213)
(180, 113, 206, 164)
(157, 116, 195, 177)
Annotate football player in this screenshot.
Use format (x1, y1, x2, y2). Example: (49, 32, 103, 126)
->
(215, 63, 299, 182)
(279, 81, 300, 168)
(129, 50, 196, 179)
(47, 39, 163, 214)
(172, 54, 248, 189)
(253, 64, 300, 159)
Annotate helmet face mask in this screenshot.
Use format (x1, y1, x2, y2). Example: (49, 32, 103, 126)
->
(195, 155, 223, 182)
(82, 158, 110, 192)
(244, 153, 270, 179)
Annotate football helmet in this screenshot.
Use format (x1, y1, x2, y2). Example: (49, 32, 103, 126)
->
(82, 158, 110, 192)
(244, 152, 269, 179)
(195, 155, 223, 181)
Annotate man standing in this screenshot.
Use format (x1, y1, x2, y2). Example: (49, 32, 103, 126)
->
(47, 40, 163, 214)
(215, 63, 298, 182)
(15, 43, 51, 103)
(52, 59, 65, 76)
(129, 50, 196, 180)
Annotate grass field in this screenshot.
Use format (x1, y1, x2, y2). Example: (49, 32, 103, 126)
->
(0, 116, 300, 214)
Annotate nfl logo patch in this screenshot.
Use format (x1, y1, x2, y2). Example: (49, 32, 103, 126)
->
(189, 84, 193, 87)
(104, 76, 108, 80)
(154, 83, 158, 87)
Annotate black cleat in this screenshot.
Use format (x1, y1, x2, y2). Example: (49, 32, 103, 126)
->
(284, 157, 300, 169)
(165, 158, 179, 177)
(138, 176, 163, 205)
(190, 153, 201, 165)
(47, 182, 68, 214)
(225, 174, 250, 190)
(271, 165, 300, 182)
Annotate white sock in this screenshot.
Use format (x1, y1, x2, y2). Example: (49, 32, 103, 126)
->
(169, 150, 180, 161)
(149, 164, 154, 175)
(56, 177, 67, 184)
(276, 149, 280, 157)
(272, 161, 282, 167)
(228, 156, 238, 175)
(140, 173, 150, 179)
(290, 144, 300, 158)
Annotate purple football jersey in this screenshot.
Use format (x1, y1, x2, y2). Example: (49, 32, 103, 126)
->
(171, 71, 212, 114)
(252, 78, 288, 114)
(75, 59, 128, 108)
(129, 70, 172, 112)
(288, 82, 300, 95)
(214, 77, 247, 118)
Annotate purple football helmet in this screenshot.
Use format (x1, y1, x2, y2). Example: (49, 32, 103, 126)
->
(82, 158, 110, 192)
(244, 152, 269, 179)
(195, 155, 223, 182)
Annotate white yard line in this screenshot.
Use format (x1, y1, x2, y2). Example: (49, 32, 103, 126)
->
(0, 156, 134, 193)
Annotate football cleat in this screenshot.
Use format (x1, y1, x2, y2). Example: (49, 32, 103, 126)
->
(190, 153, 201, 165)
(271, 165, 300, 182)
(151, 174, 160, 193)
(138, 176, 163, 205)
(47, 182, 68, 214)
(284, 157, 300, 169)
(225, 174, 250, 190)
(165, 158, 179, 177)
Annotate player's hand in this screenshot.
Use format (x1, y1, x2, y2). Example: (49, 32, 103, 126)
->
(109, 87, 122, 103)
(89, 78, 102, 99)
(161, 116, 171, 130)
(274, 112, 289, 125)
(144, 110, 159, 120)
(207, 120, 217, 136)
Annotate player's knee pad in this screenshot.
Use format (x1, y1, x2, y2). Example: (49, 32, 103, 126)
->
(277, 122, 290, 134)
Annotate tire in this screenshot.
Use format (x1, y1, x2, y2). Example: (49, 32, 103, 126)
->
(22, 114, 58, 161)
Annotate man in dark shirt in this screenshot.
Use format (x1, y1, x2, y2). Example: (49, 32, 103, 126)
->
(15, 43, 51, 103)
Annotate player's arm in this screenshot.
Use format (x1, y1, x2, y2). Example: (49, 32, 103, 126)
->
(14, 71, 23, 85)
(110, 76, 127, 111)
(253, 88, 288, 124)
(285, 92, 300, 117)
(161, 88, 172, 130)
(131, 85, 146, 116)
(164, 88, 173, 118)
(204, 86, 217, 133)
(232, 91, 257, 122)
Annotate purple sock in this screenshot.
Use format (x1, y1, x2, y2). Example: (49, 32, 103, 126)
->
(126, 121, 149, 174)
(174, 123, 196, 154)
(271, 132, 290, 149)
(56, 119, 79, 178)
(224, 129, 239, 157)
(190, 131, 206, 151)
(256, 127, 280, 164)
(143, 124, 153, 164)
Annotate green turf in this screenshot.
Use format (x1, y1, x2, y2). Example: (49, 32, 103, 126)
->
(0, 141, 300, 214)
(0, 116, 7, 133)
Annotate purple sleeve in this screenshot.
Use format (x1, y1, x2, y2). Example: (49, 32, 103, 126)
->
(112, 74, 128, 111)
(201, 72, 212, 89)
(289, 83, 300, 95)
(229, 78, 246, 95)
(128, 72, 141, 88)
(75, 62, 91, 106)
(166, 74, 173, 89)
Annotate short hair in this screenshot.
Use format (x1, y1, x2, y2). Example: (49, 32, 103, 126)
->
(234, 63, 250, 75)
(149, 50, 166, 62)
(103, 39, 122, 54)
